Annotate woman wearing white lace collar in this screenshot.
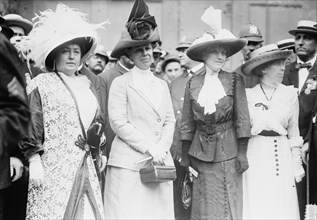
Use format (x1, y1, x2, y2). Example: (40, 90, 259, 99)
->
(179, 6, 251, 220)
(241, 44, 304, 219)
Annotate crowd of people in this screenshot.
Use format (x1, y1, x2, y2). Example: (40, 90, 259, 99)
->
(0, 0, 316, 219)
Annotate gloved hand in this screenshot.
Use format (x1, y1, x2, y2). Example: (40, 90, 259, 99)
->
(147, 145, 168, 164)
(301, 142, 309, 165)
(29, 154, 44, 186)
(99, 155, 107, 172)
(292, 146, 305, 183)
(10, 157, 24, 182)
(236, 138, 249, 173)
(87, 122, 102, 148)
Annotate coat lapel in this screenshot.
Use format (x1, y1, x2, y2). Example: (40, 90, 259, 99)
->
(127, 73, 161, 117)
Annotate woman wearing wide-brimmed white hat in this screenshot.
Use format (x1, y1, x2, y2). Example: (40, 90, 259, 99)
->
(241, 44, 304, 219)
(19, 4, 107, 219)
(179, 6, 251, 220)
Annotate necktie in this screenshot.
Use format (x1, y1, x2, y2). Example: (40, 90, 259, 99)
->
(296, 62, 312, 69)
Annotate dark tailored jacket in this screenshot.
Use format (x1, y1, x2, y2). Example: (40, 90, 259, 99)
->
(169, 66, 205, 159)
(180, 70, 251, 162)
(308, 105, 317, 204)
(0, 34, 30, 189)
(282, 60, 317, 140)
(97, 62, 129, 157)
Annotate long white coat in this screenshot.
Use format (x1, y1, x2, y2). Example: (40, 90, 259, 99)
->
(104, 70, 176, 219)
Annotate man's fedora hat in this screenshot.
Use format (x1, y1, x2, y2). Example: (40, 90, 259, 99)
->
(0, 15, 14, 39)
(3, 14, 33, 35)
(239, 23, 263, 43)
(289, 20, 317, 36)
(241, 44, 291, 76)
(111, 0, 160, 59)
(186, 30, 246, 62)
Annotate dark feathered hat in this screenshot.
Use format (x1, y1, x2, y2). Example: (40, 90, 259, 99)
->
(111, 0, 160, 59)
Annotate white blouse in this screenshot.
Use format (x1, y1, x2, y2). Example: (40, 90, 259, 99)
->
(246, 83, 303, 147)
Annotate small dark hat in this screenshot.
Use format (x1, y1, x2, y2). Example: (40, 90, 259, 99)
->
(161, 54, 180, 72)
(111, 0, 160, 59)
(289, 20, 317, 36)
(239, 23, 263, 43)
(175, 36, 196, 51)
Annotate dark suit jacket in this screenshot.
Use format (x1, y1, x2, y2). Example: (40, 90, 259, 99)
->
(180, 70, 251, 162)
(0, 34, 30, 189)
(97, 63, 129, 157)
(282, 60, 317, 139)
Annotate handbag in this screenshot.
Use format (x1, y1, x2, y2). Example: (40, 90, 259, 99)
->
(139, 162, 177, 183)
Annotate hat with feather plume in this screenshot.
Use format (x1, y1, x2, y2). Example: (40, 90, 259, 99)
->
(111, 0, 160, 59)
(18, 4, 108, 71)
(186, 6, 246, 62)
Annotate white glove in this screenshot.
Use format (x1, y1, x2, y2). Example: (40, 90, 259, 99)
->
(147, 145, 168, 164)
(99, 155, 107, 172)
(291, 147, 305, 183)
(29, 154, 44, 186)
(10, 157, 24, 182)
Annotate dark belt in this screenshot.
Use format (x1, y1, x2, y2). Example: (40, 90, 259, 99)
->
(197, 120, 233, 142)
(258, 130, 280, 137)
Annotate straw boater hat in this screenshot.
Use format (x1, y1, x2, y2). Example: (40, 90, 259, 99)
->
(3, 14, 33, 35)
(241, 44, 292, 76)
(19, 4, 107, 71)
(276, 38, 295, 51)
(0, 16, 14, 39)
(186, 6, 246, 62)
(111, 0, 160, 59)
(289, 20, 317, 36)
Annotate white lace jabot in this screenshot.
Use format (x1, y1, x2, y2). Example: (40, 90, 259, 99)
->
(197, 67, 226, 115)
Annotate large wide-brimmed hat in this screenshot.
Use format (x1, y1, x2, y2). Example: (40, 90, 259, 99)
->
(289, 20, 317, 36)
(19, 4, 106, 70)
(111, 0, 160, 59)
(186, 30, 247, 62)
(239, 23, 263, 43)
(0, 16, 14, 39)
(241, 44, 292, 76)
(3, 14, 33, 35)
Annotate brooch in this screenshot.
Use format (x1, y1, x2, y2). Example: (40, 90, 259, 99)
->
(255, 102, 268, 110)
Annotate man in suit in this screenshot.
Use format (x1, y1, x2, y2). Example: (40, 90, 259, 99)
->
(282, 20, 317, 220)
(235, 23, 263, 88)
(0, 18, 30, 220)
(169, 37, 204, 220)
(97, 55, 134, 158)
(85, 44, 109, 75)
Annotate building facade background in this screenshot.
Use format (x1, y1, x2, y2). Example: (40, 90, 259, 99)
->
(1, 0, 316, 69)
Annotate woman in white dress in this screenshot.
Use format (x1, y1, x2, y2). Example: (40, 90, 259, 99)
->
(20, 4, 106, 219)
(103, 0, 175, 219)
(241, 44, 305, 219)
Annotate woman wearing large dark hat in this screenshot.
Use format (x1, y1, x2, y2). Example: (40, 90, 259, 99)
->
(179, 6, 251, 220)
(19, 4, 107, 219)
(104, 0, 175, 219)
(241, 44, 304, 219)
